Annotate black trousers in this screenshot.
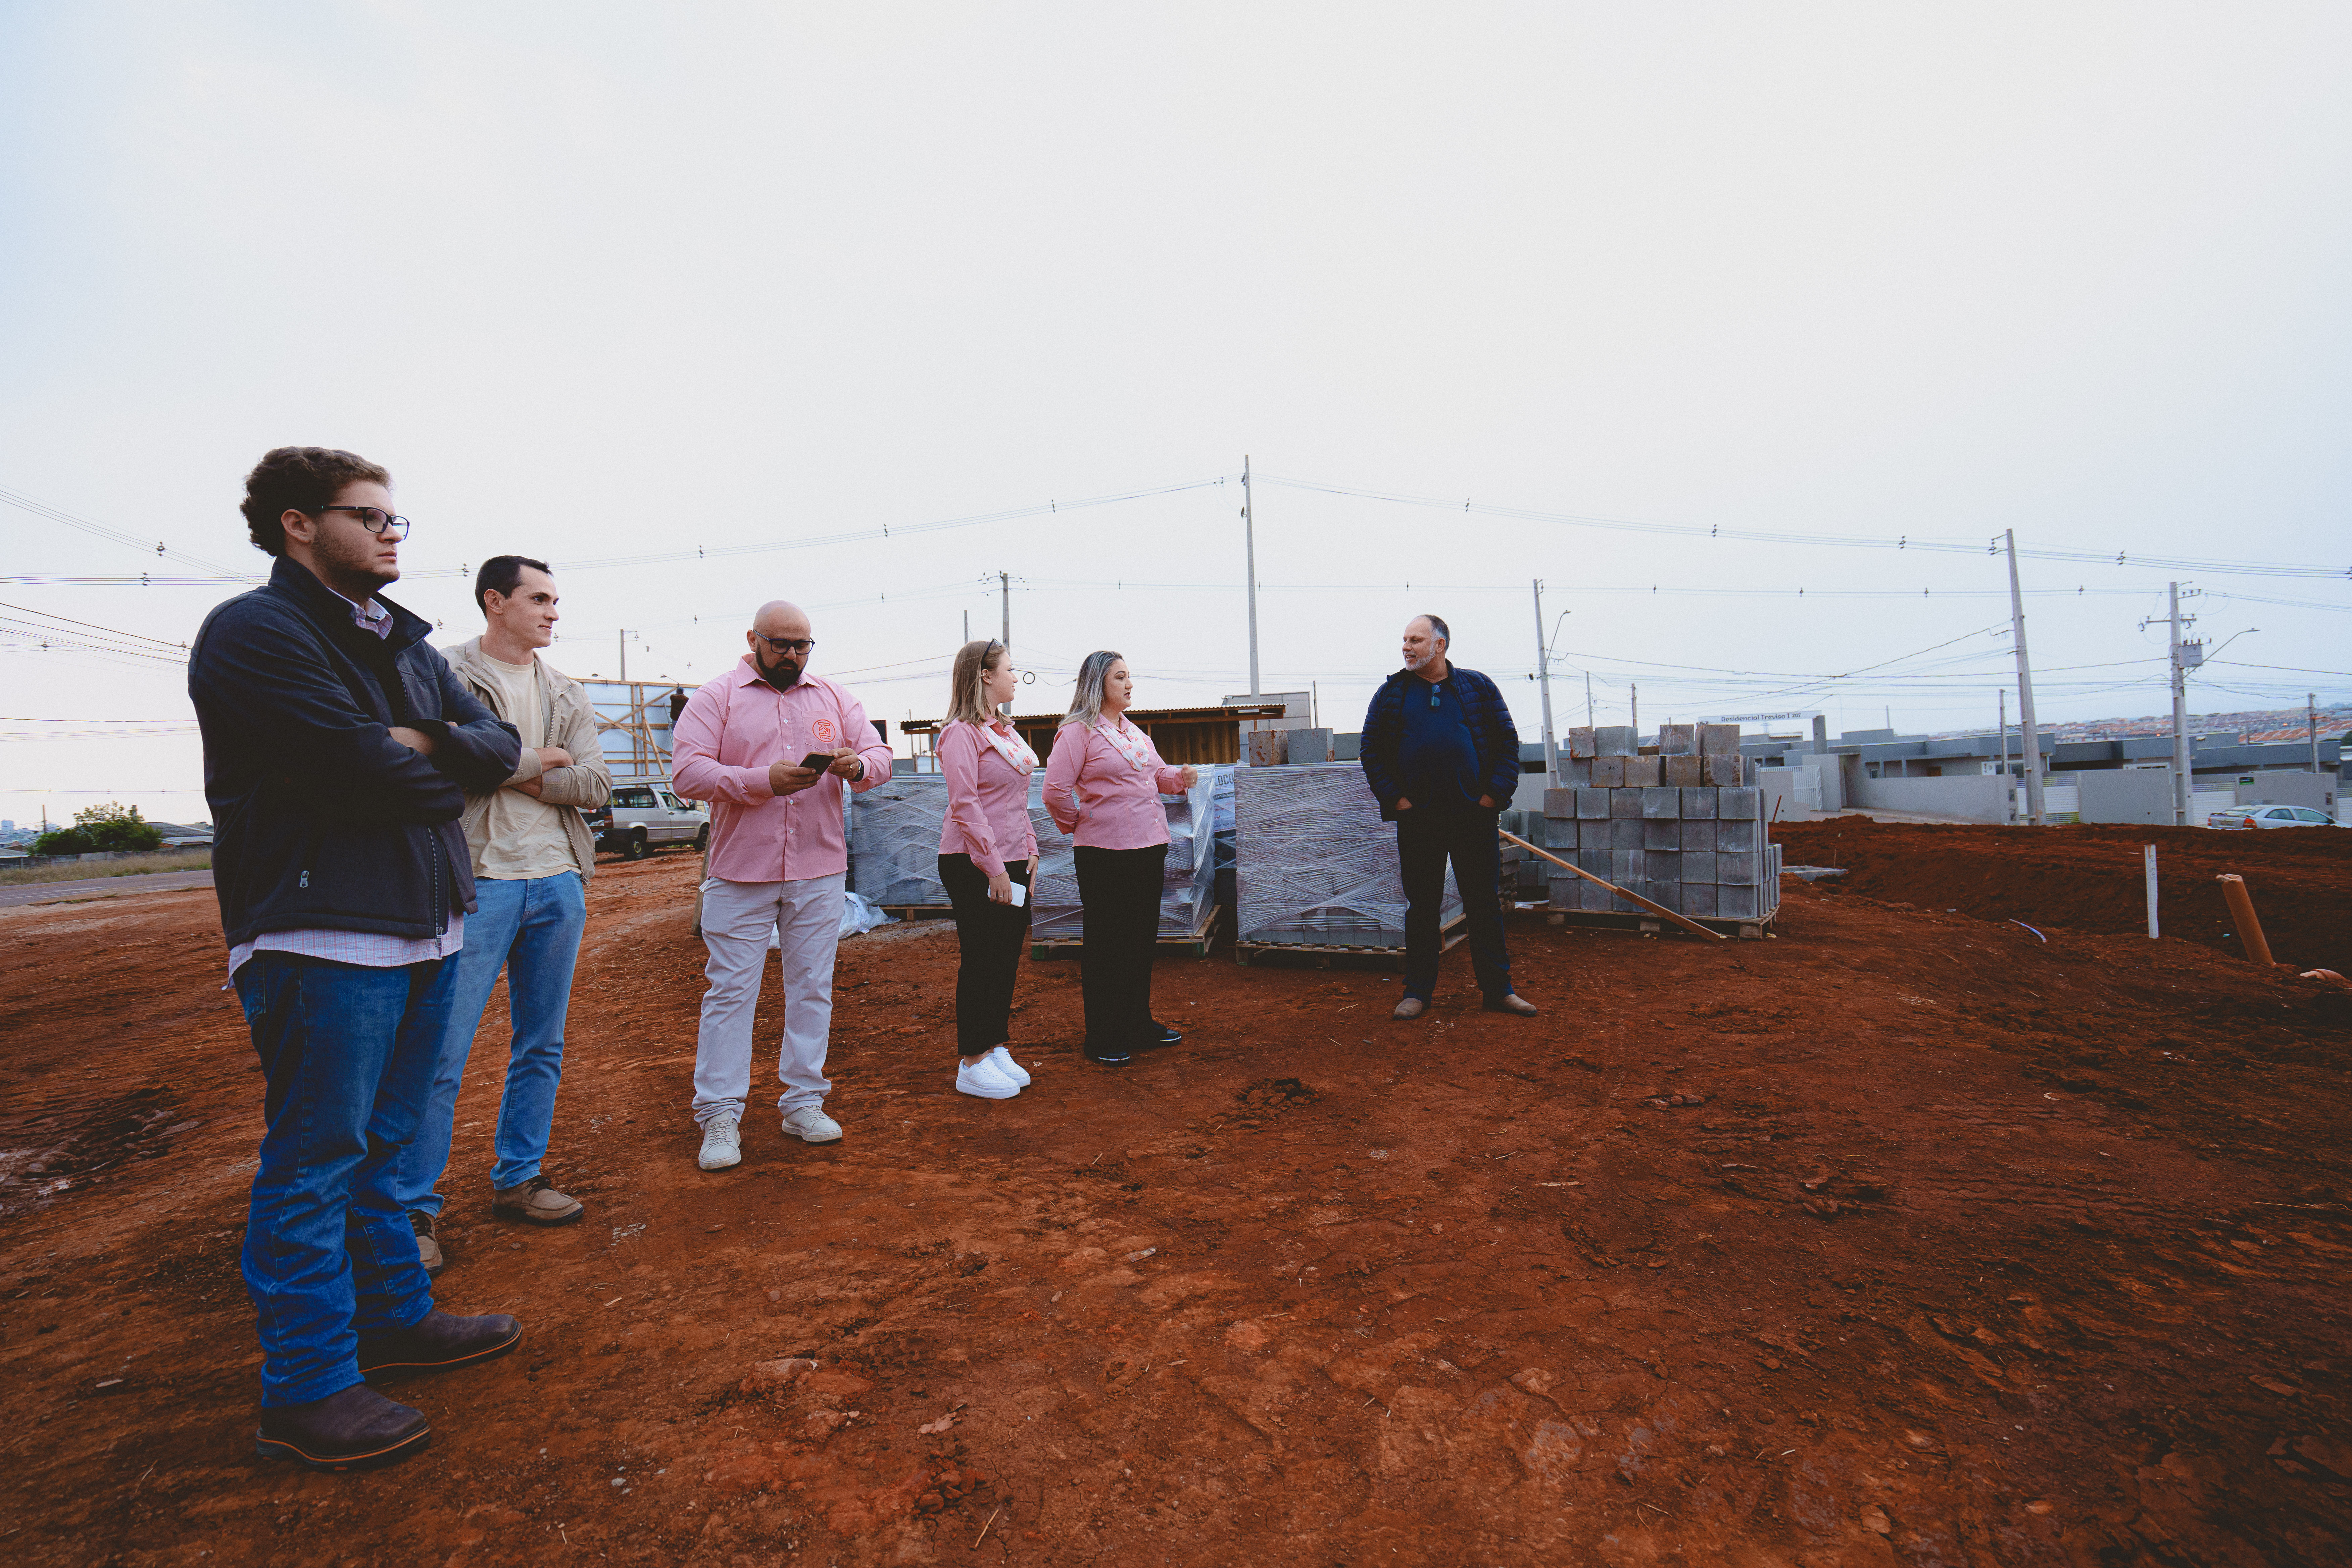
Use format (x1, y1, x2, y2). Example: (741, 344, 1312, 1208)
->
(938, 855, 1032, 1057)
(1073, 843, 1167, 1049)
(1396, 805, 1512, 1001)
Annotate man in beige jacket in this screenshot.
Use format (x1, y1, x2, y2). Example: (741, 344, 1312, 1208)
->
(394, 555, 612, 1274)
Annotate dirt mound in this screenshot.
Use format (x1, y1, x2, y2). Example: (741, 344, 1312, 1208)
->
(1776, 816, 2352, 974)
(1, 857, 2348, 1565)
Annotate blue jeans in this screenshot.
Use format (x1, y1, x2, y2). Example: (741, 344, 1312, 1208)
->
(235, 951, 458, 1406)
(397, 872, 587, 1211)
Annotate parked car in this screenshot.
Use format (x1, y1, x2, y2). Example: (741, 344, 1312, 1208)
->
(584, 781, 710, 859)
(2206, 804, 2341, 830)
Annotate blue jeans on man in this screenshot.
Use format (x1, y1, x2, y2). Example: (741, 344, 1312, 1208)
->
(235, 952, 461, 1406)
(397, 872, 588, 1213)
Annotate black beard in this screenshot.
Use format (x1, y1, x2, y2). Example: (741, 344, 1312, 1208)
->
(761, 658, 802, 692)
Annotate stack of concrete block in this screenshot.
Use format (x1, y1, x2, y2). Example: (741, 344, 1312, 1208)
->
(1535, 720, 1782, 924)
(1558, 722, 1750, 789)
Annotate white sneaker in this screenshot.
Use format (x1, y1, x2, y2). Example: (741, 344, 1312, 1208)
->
(697, 1113, 742, 1171)
(988, 1045, 1032, 1087)
(957, 1057, 1021, 1100)
(782, 1105, 843, 1143)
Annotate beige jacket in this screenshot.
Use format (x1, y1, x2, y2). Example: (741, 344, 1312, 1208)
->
(442, 637, 613, 881)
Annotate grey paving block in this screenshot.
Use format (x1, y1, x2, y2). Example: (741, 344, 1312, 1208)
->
(1683, 883, 1719, 918)
(1622, 756, 1663, 788)
(1663, 754, 1704, 787)
(1719, 787, 1759, 820)
(1717, 818, 1758, 853)
(1681, 851, 1717, 883)
(1657, 722, 1696, 755)
(1579, 847, 1612, 875)
(1697, 723, 1740, 754)
(1681, 788, 1718, 819)
(1590, 756, 1626, 788)
(1594, 725, 1637, 756)
(1611, 790, 1644, 819)
(1643, 817, 1680, 850)
(1718, 883, 1760, 919)
(1576, 787, 1610, 819)
(1610, 849, 1646, 884)
(1584, 877, 1616, 912)
(1567, 726, 1597, 759)
(1648, 881, 1684, 913)
(1543, 787, 1578, 819)
(1717, 850, 1760, 885)
(1610, 818, 1643, 849)
(1703, 753, 1743, 786)
(1641, 786, 1681, 820)
(1559, 758, 1591, 786)
(1679, 819, 1718, 852)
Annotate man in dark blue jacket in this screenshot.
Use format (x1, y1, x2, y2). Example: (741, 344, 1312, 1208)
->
(190, 446, 525, 1471)
(1359, 614, 1538, 1021)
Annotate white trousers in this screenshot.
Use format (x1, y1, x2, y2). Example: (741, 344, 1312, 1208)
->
(693, 873, 845, 1125)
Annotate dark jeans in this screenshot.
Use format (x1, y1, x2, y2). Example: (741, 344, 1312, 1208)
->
(938, 854, 1032, 1056)
(1074, 842, 1167, 1049)
(233, 951, 459, 1406)
(1396, 805, 1512, 1002)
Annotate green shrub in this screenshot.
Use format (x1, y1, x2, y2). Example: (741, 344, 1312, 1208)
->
(33, 801, 163, 856)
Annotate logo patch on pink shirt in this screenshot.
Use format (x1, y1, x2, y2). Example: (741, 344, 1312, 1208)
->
(813, 717, 836, 745)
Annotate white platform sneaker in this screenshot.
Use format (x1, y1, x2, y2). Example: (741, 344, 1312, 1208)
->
(697, 1112, 742, 1171)
(957, 1056, 1021, 1100)
(782, 1105, 844, 1143)
(988, 1046, 1032, 1088)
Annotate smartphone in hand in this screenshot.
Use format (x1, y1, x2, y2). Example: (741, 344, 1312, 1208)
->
(798, 752, 836, 773)
(1008, 881, 1028, 908)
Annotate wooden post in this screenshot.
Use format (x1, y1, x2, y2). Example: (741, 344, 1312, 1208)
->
(1499, 828, 1728, 943)
(2143, 843, 2159, 939)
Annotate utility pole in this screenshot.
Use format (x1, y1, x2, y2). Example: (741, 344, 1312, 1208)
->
(1585, 671, 1595, 730)
(1531, 579, 1558, 781)
(2143, 583, 2198, 825)
(998, 572, 1010, 652)
(2003, 530, 2047, 825)
(1242, 455, 1260, 699)
(1630, 683, 1639, 741)
(2312, 692, 2322, 778)
(619, 629, 630, 686)
(1998, 688, 2008, 814)
(963, 610, 969, 646)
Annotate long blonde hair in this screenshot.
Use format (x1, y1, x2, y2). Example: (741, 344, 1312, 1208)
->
(945, 639, 1006, 726)
(1061, 649, 1123, 729)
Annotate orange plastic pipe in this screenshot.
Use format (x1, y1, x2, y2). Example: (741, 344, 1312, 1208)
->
(2215, 874, 2274, 967)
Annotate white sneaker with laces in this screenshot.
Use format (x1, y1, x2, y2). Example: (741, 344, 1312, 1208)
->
(957, 1056, 1021, 1100)
(782, 1105, 844, 1143)
(988, 1046, 1032, 1087)
(697, 1113, 742, 1171)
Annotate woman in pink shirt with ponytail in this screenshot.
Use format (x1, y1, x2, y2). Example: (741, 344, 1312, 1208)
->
(1042, 650, 1197, 1066)
(937, 640, 1040, 1100)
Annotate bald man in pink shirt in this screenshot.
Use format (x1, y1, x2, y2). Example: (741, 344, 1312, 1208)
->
(671, 600, 892, 1171)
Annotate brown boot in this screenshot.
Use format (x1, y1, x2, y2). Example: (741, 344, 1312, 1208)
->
(408, 1211, 445, 1277)
(492, 1174, 585, 1226)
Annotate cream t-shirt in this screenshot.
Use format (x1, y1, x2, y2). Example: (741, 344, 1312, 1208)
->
(480, 652, 581, 880)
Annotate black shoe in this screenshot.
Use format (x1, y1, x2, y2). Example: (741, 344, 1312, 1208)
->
(1083, 1043, 1132, 1066)
(255, 1383, 430, 1470)
(1136, 1021, 1181, 1048)
(356, 1309, 523, 1380)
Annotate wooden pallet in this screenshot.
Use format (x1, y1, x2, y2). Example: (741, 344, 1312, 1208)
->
(1029, 902, 1225, 961)
(1537, 907, 1777, 940)
(1232, 914, 1465, 970)
(878, 904, 959, 922)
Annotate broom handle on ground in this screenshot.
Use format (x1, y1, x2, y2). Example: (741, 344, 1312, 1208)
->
(1499, 828, 1729, 943)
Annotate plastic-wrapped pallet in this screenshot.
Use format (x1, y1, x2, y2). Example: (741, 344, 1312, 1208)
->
(1234, 763, 1459, 947)
(846, 774, 952, 906)
(1026, 767, 1223, 941)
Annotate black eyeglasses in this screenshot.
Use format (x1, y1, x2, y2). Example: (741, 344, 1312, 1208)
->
(313, 505, 411, 540)
(755, 634, 816, 654)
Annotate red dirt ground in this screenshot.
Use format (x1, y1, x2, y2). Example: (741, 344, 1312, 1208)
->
(1, 835, 2347, 1567)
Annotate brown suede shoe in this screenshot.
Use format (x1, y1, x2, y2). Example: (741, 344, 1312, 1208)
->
(1392, 997, 1428, 1021)
(493, 1174, 584, 1226)
(255, 1384, 430, 1470)
(409, 1211, 445, 1277)
(1483, 993, 1539, 1016)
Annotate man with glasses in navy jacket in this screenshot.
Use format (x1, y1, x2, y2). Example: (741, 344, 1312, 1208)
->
(1359, 614, 1539, 1022)
(190, 446, 526, 1471)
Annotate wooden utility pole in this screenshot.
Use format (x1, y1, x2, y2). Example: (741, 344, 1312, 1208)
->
(2003, 530, 2046, 825)
(1242, 455, 1260, 699)
(1531, 579, 1558, 781)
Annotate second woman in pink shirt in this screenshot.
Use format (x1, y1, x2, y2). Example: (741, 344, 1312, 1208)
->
(937, 640, 1041, 1100)
(1042, 650, 1197, 1066)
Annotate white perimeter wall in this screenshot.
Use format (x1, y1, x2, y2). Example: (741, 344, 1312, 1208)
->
(1849, 772, 2010, 822)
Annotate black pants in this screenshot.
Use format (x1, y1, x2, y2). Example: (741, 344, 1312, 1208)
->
(938, 855, 1032, 1057)
(1073, 843, 1167, 1049)
(1396, 805, 1512, 1002)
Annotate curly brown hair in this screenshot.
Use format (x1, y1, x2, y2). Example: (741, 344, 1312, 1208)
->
(239, 447, 392, 557)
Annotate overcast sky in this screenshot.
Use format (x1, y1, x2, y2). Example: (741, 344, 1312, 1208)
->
(3, 3, 2347, 827)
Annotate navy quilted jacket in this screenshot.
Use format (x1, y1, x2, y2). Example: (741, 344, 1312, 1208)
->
(1359, 664, 1520, 821)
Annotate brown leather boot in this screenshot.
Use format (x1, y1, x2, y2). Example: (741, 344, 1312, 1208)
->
(255, 1384, 430, 1470)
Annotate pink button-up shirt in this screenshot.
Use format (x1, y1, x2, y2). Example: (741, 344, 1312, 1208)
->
(1042, 714, 1189, 850)
(671, 658, 894, 884)
(937, 719, 1039, 878)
